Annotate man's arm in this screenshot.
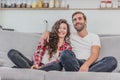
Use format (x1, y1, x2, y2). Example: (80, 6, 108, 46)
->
(79, 45, 100, 72)
(40, 31, 50, 45)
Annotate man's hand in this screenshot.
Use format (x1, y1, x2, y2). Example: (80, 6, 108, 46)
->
(40, 31, 50, 45)
(79, 45, 100, 72)
(79, 64, 89, 72)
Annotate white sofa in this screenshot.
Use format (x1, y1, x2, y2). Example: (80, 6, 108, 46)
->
(0, 31, 120, 80)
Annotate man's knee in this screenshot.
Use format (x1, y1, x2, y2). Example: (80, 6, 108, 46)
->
(60, 50, 73, 58)
(104, 56, 117, 68)
(109, 56, 117, 67)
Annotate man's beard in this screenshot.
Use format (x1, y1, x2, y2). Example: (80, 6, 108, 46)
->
(74, 23, 86, 32)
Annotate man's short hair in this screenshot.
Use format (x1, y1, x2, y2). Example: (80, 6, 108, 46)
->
(72, 11, 87, 21)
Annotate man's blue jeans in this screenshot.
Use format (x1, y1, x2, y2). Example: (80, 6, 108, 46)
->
(60, 50, 117, 72)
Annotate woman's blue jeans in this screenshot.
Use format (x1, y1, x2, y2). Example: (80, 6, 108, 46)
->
(7, 49, 62, 71)
(60, 50, 117, 72)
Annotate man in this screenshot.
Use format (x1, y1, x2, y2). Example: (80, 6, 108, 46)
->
(41, 11, 117, 72)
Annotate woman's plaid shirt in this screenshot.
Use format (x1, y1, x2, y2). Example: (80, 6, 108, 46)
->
(33, 42, 72, 66)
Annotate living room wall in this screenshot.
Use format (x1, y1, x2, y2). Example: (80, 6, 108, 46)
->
(0, 0, 120, 34)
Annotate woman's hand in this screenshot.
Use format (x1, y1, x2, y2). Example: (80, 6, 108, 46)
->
(31, 64, 39, 69)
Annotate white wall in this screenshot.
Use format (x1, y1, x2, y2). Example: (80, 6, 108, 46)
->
(0, 0, 120, 34)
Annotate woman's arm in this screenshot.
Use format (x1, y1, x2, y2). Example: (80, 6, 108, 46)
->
(32, 42, 47, 68)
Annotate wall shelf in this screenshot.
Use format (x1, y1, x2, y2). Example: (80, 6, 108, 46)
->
(0, 8, 69, 10)
(1, 8, 120, 10)
(98, 8, 120, 10)
(69, 8, 120, 10)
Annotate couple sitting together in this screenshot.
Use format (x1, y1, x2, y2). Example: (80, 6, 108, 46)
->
(7, 11, 117, 72)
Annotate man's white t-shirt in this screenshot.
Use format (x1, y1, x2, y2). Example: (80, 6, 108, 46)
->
(70, 32, 101, 60)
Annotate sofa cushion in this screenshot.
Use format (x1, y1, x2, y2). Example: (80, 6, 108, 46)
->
(0, 51, 14, 67)
(99, 36, 120, 72)
(0, 59, 5, 66)
(0, 67, 46, 80)
(46, 71, 120, 80)
(0, 31, 42, 67)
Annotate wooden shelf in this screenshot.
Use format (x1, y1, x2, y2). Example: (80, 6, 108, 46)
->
(69, 8, 100, 10)
(98, 8, 120, 10)
(0, 8, 120, 10)
(69, 8, 120, 10)
(0, 8, 69, 10)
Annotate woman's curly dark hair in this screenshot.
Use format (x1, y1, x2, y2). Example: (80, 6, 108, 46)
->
(47, 19, 70, 59)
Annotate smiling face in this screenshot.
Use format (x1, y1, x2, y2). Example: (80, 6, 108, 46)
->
(50, 19, 70, 43)
(58, 23, 68, 39)
(72, 13, 87, 32)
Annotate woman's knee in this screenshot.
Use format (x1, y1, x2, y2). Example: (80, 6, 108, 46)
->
(7, 49, 18, 58)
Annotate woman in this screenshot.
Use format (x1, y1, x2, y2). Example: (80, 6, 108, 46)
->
(8, 19, 72, 71)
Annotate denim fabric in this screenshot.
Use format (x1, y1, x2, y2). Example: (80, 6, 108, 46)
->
(8, 49, 62, 71)
(8, 49, 117, 72)
(8, 49, 33, 68)
(60, 50, 117, 72)
(39, 62, 62, 71)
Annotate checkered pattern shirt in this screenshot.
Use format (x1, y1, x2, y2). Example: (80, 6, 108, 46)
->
(33, 42, 72, 66)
